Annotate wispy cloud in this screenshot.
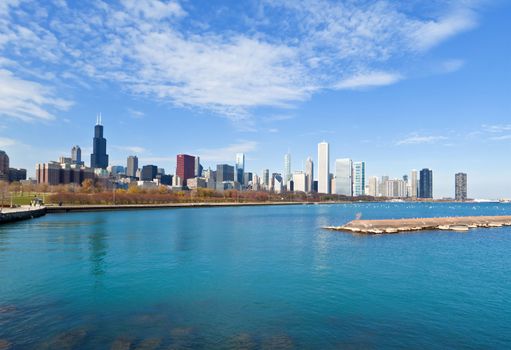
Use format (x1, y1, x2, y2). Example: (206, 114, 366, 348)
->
(335, 71, 402, 90)
(0, 0, 482, 122)
(396, 133, 448, 145)
(127, 108, 145, 119)
(482, 124, 511, 133)
(0, 136, 16, 148)
(489, 134, 511, 141)
(440, 59, 465, 73)
(197, 141, 258, 162)
(112, 145, 146, 154)
(408, 8, 477, 52)
(0, 69, 72, 121)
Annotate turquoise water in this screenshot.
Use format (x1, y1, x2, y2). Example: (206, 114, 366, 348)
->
(1, 202, 511, 349)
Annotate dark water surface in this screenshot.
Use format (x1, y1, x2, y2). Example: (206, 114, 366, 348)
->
(1, 202, 511, 349)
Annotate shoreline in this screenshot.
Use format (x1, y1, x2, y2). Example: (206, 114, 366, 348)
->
(0, 206, 47, 224)
(45, 201, 345, 213)
(43, 200, 509, 213)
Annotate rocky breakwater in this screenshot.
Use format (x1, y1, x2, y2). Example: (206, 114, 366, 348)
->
(324, 215, 511, 234)
(0, 206, 46, 224)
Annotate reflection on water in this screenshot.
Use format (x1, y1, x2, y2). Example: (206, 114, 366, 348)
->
(0, 203, 511, 349)
(89, 220, 108, 281)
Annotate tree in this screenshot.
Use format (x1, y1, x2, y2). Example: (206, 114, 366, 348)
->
(81, 179, 94, 193)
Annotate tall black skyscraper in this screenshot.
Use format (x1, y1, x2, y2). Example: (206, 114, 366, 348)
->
(90, 115, 109, 169)
(419, 168, 433, 199)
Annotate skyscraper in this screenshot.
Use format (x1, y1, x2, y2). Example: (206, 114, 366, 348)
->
(455, 172, 468, 201)
(410, 170, 418, 198)
(141, 165, 158, 181)
(176, 154, 195, 186)
(217, 164, 234, 182)
(90, 115, 109, 169)
(335, 158, 352, 196)
(284, 153, 292, 186)
(263, 169, 270, 189)
(318, 142, 330, 194)
(292, 171, 307, 192)
(352, 161, 365, 196)
(127, 155, 138, 178)
(235, 153, 245, 184)
(367, 176, 379, 197)
(71, 145, 82, 165)
(195, 156, 203, 177)
(305, 156, 314, 193)
(419, 168, 433, 199)
(0, 150, 9, 181)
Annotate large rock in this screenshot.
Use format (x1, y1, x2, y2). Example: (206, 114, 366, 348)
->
(226, 333, 256, 350)
(0, 339, 12, 350)
(40, 328, 88, 350)
(261, 334, 294, 350)
(111, 337, 132, 350)
(134, 338, 162, 350)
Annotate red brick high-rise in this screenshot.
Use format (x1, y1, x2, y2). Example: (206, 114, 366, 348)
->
(176, 154, 195, 186)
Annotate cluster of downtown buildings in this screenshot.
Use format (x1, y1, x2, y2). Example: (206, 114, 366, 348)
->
(3, 119, 468, 201)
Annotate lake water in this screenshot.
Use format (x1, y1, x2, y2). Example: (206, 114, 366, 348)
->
(1, 202, 511, 349)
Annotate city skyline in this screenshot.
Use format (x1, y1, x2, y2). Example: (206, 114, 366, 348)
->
(2, 119, 476, 199)
(1, 1, 510, 198)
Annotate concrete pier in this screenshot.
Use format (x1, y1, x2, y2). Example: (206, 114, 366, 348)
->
(0, 206, 46, 224)
(324, 215, 511, 234)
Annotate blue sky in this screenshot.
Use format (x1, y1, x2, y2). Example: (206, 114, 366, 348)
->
(0, 0, 510, 199)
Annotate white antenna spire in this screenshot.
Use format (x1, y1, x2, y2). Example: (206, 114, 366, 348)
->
(99, 112, 102, 125)
(96, 113, 99, 125)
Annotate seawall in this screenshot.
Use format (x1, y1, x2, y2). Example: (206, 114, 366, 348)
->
(45, 201, 337, 213)
(0, 206, 47, 224)
(324, 215, 511, 234)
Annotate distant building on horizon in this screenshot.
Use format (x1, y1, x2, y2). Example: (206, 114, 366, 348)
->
(216, 164, 234, 183)
(71, 145, 82, 165)
(367, 176, 378, 197)
(141, 165, 158, 181)
(195, 156, 203, 178)
(263, 169, 270, 190)
(90, 116, 109, 169)
(305, 156, 314, 193)
(334, 158, 352, 196)
(410, 170, 418, 198)
(292, 171, 307, 192)
(352, 161, 365, 196)
(419, 168, 433, 199)
(284, 153, 292, 187)
(126, 156, 138, 178)
(318, 142, 330, 194)
(0, 150, 27, 182)
(0, 150, 9, 181)
(236, 153, 245, 185)
(455, 172, 468, 201)
(176, 154, 195, 186)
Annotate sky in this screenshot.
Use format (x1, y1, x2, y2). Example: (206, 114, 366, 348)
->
(0, 0, 510, 199)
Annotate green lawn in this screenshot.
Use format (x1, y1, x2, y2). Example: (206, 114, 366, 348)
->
(2, 193, 46, 206)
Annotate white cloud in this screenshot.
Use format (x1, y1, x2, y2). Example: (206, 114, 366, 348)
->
(127, 108, 145, 119)
(396, 133, 448, 145)
(0, 136, 16, 148)
(335, 71, 402, 90)
(121, 0, 186, 20)
(0, 0, 482, 123)
(440, 59, 465, 73)
(112, 145, 146, 154)
(482, 124, 511, 133)
(408, 9, 477, 51)
(197, 141, 258, 162)
(0, 69, 72, 121)
(489, 135, 511, 141)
